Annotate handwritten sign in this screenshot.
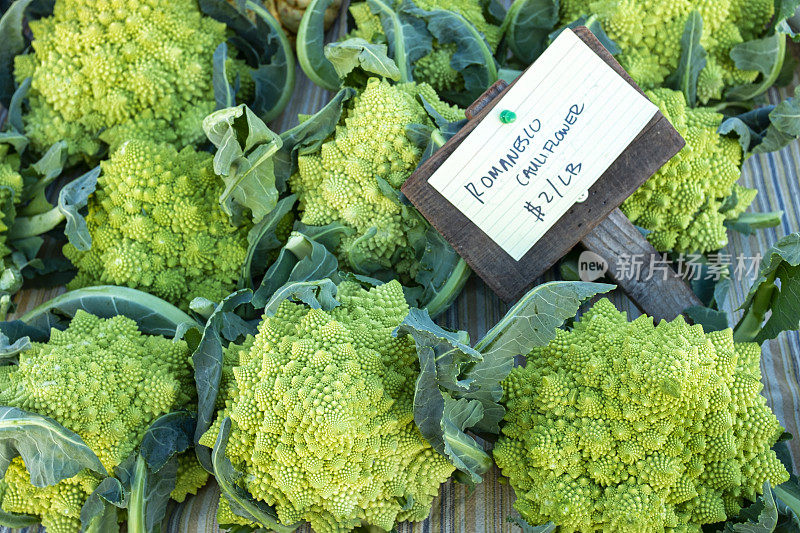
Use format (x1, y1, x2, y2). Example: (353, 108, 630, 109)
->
(401, 26, 684, 302)
(427, 29, 658, 261)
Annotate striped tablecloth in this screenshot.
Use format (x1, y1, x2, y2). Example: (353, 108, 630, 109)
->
(3, 11, 800, 533)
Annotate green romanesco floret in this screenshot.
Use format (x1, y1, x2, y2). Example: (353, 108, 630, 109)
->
(621, 88, 747, 253)
(63, 139, 250, 310)
(13, 0, 251, 161)
(494, 299, 789, 532)
(200, 280, 455, 532)
(0, 146, 24, 268)
(0, 311, 209, 532)
(289, 77, 463, 281)
(559, 0, 773, 103)
(348, 0, 501, 94)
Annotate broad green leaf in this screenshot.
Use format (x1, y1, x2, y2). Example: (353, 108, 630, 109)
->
(240, 194, 297, 290)
(80, 477, 125, 533)
(500, 0, 559, 65)
(212, 418, 298, 532)
(468, 281, 614, 433)
(440, 397, 492, 478)
(367, 0, 433, 83)
(734, 233, 800, 343)
(720, 106, 776, 153)
(20, 285, 196, 337)
(252, 226, 347, 308)
(57, 166, 100, 251)
(684, 305, 731, 332)
(124, 412, 196, 533)
(199, 0, 295, 123)
(262, 279, 340, 316)
(401, 1, 498, 106)
(212, 42, 236, 110)
(725, 212, 784, 235)
(775, 0, 800, 24)
(192, 290, 256, 471)
(665, 10, 706, 107)
(0, 0, 33, 108)
(296, 0, 345, 91)
(411, 227, 471, 318)
(27, 139, 67, 190)
(0, 406, 107, 486)
(0, 130, 28, 154)
(721, 87, 800, 155)
(203, 104, 283, 225)
(6, 76, 29, 134)
(324, 38, 401, 86)
(726, 482, 778, 532)
(773, 478, 800, 530)
(394, 309, 489, 479)
(0, 331, 29, 360)
(272, 88, 355, 186)
(551, 16, 621, 56)
(726, 32, 787, 101)
(245, 0, 296, 122)
(0, 320, 47, 344)
(139, 412, 195, 472)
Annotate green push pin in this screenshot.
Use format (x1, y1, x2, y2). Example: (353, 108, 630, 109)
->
(499, 109, 517, 124)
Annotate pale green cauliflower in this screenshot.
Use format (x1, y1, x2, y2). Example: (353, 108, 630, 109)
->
(349, 0, 502, 94)
(289, 77, 462, 281)
(495, 299, 788, 532)
(13, 0, 251, 161)
(200, 280, 455, 532)
(621, 88, 748, 253)
(0, 311, 208, 532)
(560, 0, 775, 102)
(63, 140, 250, 310)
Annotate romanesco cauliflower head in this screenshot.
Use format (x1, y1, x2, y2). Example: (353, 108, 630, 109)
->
(494, 299, 788, 532)
(559, 0, 773, 103)
(13, 0, 250, 161)
(200, 281, 455, 532)
(289, 78, 462, 281)
(63, 140, 250, 310)
(349, 0, 501, 94)
(621, 88, 746, 253)
(0, 311, 208, 532)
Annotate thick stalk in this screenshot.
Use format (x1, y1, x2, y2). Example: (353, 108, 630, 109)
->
(126, 455, 148, 533)
(245, 0, 297, 122)
(284, 233, 313, 260)
(733, 270, 777, 342)
(7, 206, 64, 240)
(424, 258, 471, 318)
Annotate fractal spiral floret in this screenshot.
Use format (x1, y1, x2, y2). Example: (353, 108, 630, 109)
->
(494, 299, 789, 532)
(0, 311, 208, 532)
(0, 146, 24, 267)
(200, 281, 455, 532)
(621, 88, 748, 253)
(560, 0, 774, 103)
(63, 140, 250, 310)
(289, 78, 463, 280)
(13, 0, 251, 161)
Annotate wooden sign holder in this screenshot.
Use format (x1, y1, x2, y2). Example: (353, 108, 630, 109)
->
(402, 26, 702, 321)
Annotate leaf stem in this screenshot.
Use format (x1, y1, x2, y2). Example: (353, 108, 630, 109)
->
(733, 270, 778, 343)
(127, 455, 147, 533)
(424, 258, 471, 318)
(7, 206, 64, 239)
